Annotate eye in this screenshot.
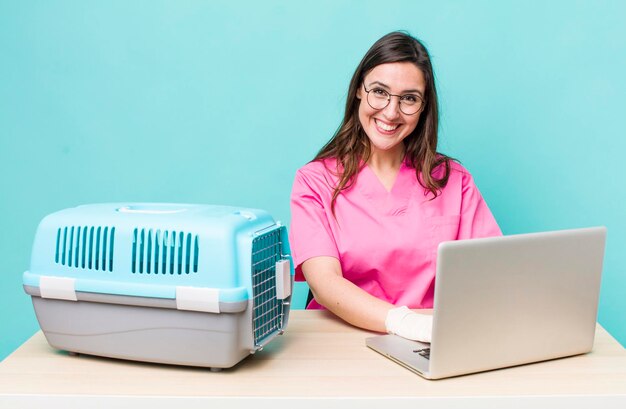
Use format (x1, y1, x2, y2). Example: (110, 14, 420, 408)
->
(401, 94, 420, 104)
(371, 87, 388, 97)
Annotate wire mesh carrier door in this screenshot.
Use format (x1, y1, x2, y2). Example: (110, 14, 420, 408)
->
(23, 203, 294, 369)
(251, 228, 289, 347)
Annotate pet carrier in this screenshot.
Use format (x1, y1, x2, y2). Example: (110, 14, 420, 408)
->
(23, 203, 294, 369)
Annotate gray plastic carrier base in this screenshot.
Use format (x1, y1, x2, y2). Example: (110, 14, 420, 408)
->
(27, 294, 259, 369)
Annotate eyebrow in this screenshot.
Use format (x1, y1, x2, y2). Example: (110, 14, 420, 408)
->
(367, 81, 424, 96)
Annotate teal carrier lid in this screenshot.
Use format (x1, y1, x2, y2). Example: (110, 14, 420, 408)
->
(23, 203, 293, 312)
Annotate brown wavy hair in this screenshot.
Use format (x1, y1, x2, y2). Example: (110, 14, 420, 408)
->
(314, 31, 453, 213)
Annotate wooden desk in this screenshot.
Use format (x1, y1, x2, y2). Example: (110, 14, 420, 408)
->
(1, 310, 625, 408)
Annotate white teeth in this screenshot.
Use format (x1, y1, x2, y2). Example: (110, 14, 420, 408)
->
(376, 119, 399, 132)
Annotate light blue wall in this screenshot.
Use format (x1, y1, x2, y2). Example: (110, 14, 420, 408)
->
(1, 1, 625, 360)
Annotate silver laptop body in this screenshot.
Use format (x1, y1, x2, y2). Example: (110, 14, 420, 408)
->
(366, 227, 606, 379)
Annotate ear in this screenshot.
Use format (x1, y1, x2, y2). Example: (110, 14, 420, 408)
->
(356, 85, 362, 100)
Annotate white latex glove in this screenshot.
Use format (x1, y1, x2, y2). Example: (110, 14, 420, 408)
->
(385, 306, 433, 343)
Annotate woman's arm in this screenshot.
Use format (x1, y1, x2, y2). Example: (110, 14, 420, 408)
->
(303, 256, 434, 342)
(302, 256, 393, 332)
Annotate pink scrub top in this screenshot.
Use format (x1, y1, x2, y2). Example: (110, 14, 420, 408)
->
(289, 158, 502, 309)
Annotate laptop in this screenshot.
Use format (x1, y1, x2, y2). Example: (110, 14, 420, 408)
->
(366, 226, 606, 379)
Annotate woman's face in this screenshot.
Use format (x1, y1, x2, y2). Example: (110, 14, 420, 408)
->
(356, 62, 426, 160)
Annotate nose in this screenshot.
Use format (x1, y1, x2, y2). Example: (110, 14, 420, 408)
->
(382, 95, 401, 120)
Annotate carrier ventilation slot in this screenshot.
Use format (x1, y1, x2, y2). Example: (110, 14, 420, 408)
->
(251, 229, 285, 346)
(54, 226, 115, 272)
(131, 228, 199, 275)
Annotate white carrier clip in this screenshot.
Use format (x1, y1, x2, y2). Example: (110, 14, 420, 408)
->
(40, 276, 77, 301)
(176, 286, 220, 313)
(275, 259, 291, 300)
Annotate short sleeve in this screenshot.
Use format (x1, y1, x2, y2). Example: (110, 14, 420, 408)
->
(458, 170, 502, 239)
(289, 168, 340, 281)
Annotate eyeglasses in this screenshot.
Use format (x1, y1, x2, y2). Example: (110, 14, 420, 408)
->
(362, 84, 425, 115)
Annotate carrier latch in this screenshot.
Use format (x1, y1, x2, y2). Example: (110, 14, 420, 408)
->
(275, 259, 291, 300)
(175, 286, 220, 313)
(40, 276, 78, 301)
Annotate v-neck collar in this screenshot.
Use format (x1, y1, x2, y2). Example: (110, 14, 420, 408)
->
(358, 161, 416, 216)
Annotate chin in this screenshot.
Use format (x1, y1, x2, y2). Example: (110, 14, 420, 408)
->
(372, 134, 403, 149)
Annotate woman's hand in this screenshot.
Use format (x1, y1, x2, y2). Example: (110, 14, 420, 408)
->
(385, 306, 433, 343)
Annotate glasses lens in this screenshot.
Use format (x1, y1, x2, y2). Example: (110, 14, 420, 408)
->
(366, 88, 389, 110)
(400, 102, 421, 115)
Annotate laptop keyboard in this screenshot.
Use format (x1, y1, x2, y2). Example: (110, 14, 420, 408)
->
(413, 348, 430, 360)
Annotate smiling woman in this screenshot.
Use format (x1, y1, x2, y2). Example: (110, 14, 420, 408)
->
(288, 31, 502, 343)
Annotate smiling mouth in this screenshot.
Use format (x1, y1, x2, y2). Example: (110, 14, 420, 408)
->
(375, 119, 400, 133)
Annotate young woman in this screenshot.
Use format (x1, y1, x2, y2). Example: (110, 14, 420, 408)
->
(289, 32, 501, 342)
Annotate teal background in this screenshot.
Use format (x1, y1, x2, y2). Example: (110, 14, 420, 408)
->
(1, 0, 625, 361)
